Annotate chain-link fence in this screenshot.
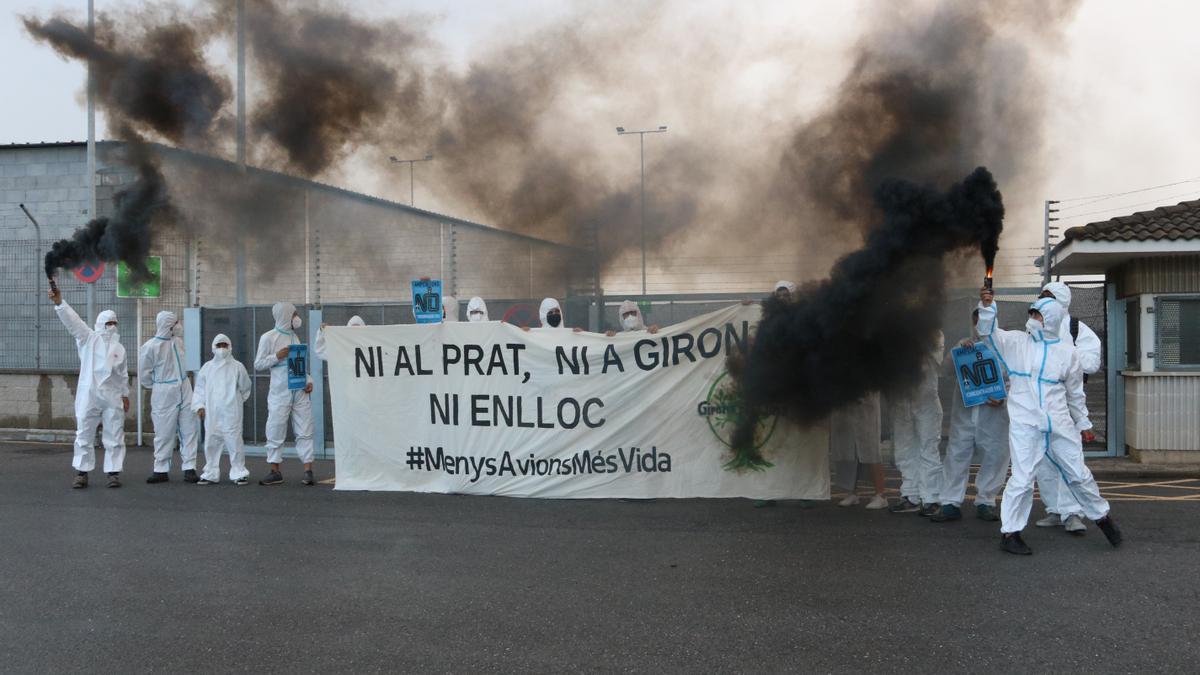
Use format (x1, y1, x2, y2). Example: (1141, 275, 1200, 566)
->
(0, 235, 192, 372)
(1, 230, 1112, 455)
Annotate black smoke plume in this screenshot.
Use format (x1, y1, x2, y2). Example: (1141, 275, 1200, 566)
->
(43, 143, 169, 281)
(731, 167, 1004, 454)
(24, 12, 229, 280)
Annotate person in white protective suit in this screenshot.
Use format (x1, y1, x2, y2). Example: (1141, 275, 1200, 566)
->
(887, 330, 945, 516)
(50, 287, 130, 489)
(139, 310, 201, 484)
(605, 299, 660, 336)
(192, 334, 252, 485)
(1033, 281, 1103, 535)
(930, 309, 1010, 523)
(466, 297, 489, 322)
(830, 392, 890, 510)
(254, 302, 315, 486)
(977, 288, 1122, 555)
(523, 297, 584, 332)
(442, 295, 459, 322)
(773, 280, 797, 301)
(314, 315, 365, 361)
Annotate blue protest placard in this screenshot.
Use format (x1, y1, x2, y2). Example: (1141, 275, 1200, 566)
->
(411, 279, 443, 324)
(288, 344, 309, 390)
(952, 342, 1006, 407)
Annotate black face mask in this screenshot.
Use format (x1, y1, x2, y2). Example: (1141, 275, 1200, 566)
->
(546, 313, 562, 327)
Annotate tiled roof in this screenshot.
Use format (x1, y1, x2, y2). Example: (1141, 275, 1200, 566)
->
(1062, 199, 1200, 244)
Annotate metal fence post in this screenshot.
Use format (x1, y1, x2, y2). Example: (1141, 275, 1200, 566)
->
(309, 308, 326, 459)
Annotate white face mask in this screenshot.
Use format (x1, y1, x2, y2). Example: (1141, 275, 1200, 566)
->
(622, 315, 640, 330)
(1025, 317, 1043, 336)
(469, 312, 484, 322)
(213, 347, 231, 359)
(292, 315, 302, 330)
(101, 324, 118, 339)
(172, 322, 183, 337)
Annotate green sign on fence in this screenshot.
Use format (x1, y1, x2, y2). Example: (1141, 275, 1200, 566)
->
(116, 256, 162, 298)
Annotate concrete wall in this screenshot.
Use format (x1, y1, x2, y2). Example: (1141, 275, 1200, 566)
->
(0, 371, 153, 435)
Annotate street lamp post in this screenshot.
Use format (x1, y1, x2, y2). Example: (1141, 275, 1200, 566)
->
(616, 125, 667, 296)
(390, 154, 434, 207)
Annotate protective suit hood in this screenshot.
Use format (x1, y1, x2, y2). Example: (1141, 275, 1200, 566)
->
(155, 310, 177, 339)
(94, 309, 118, 333)
(1030, 297, 1065, 340)
(347, 316, 365, 327)
(467, 297, 489, 322)
(618, 299, 645, 331)
(442, 296, 459, 322)
(211, 333, 232, 359)
(774, 280, 797, 294)
(538, 298, 563, 328)
(1042, 281, 1072, 309)
(271, 302, 297, 332)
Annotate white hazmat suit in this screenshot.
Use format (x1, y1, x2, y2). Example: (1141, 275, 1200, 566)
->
(977, 297, 1110, 533)
(138, 310, 200, 475)
(193, 334, 252, 482)
(538, 298, 565, 329)
(56, 302, 129, 474)
(890, 330, 945, 506)
(939, 335, 1010, 510)
(254, 302, 314, 465)
(467, 297, 490, 322)
(1035, 281, 1102, 523)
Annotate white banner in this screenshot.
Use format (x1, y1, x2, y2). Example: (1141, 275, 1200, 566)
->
(324, 304, 829, 499)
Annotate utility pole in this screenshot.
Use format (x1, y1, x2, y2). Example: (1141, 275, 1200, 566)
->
(616, 125, 667, 296)
(235, 0, 247, 305)
(1042, 199, 1060, 284)
(86, 0, 96, 324)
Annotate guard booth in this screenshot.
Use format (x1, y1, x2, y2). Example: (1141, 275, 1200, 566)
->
(1046, 199, 1200, 463)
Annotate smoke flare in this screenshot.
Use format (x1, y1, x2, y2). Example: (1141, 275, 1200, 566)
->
(731, 167, 1004, 454)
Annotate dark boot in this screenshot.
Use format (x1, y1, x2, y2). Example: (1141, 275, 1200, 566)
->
(146, 472, 169, 484)
(1095, 516, 1123, 548)
(1001, 532, 1032, 555)
(183, 469, 200, 484)
(72, 472, 88, 489)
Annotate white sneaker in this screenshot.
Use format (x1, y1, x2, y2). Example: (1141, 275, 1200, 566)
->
(838, 493, 861, 507)
(865, 494, 889, 510)
(1063, 514, 1087, 534)
(1036, 513, 1062, 528)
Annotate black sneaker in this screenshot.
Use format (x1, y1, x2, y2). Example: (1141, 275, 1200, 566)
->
(302, 470, 315, 486)
(184, 469, 200, 484)
(259, 471, 284, 486)
(107, 473, 122, 489)
(234, 477, 249, 486)
(146, 472, 169, 484)
(1095, 516, 1123, 548)
(918, 503, 940, 517)
(72, 473, 88, 489)
(930, 504, 962, 522)
(197, 477, 217, 486)
(1001, 532, 1032, 555)
(888, 497, 921, 514)
(976, 504, 999, 521)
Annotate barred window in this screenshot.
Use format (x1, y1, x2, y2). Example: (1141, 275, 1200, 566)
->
(1156, 297, 1200, 370)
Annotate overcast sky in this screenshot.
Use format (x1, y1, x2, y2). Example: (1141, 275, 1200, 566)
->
(3, 0, 1199, 265)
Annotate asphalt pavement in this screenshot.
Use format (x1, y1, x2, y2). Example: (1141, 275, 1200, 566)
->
(1, 441, 1197, 673)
